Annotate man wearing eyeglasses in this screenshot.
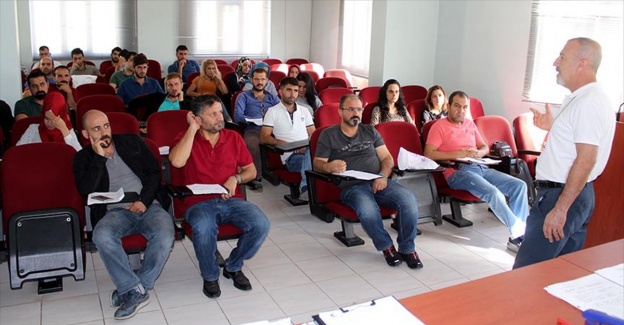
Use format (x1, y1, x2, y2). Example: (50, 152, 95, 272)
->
(313, 94, 423, 269)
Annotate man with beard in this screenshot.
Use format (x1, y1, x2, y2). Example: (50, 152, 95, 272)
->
(314, 94, 423, 269)
(117, 53, 164, 106)
(169, 95, 269, 299)
(261, 77, 315, 195)
(73, 109, 173, 320)
(69, 48, 103, 77)
(100, 47, 123, 73)
(424, 91, 528, 252)
(233, 67, 280, 191)
(15, 70, 49, 121)
(31, 45, 61, 71)
(109, 51, 136, 92)
(53, 65, 78, 110)
(167, 45, 200, 86)
(22, 58, 56, 98)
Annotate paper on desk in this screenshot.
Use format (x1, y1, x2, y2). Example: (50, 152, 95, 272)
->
(545, 273, 624, 319)
(456, 157, 501, 165)
(186, 184, 228, 195)
(398, 147, 439, 170)
(317, 296, 425, 325)
(333, 170, 382, 180)
(595, 263, 624, 286)
(238, 317, 292, 325)
(88, 188, 124, 205)
(159, 146, 169, 155)
(245, 118, 263, 126)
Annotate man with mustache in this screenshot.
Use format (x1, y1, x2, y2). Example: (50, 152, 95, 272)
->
(73, 109, 174, 320)
(31, 45, 61, 71)
(53, 65, 78, 110)
(109, 51, 136, 92)
(69, 48, 103, 77)
(14, 70, 49, 121)
(22, 58, 56, 98)
(313, 94, 424, 269)
(117, 53, 164, 106)
(514, 38, 615, 268)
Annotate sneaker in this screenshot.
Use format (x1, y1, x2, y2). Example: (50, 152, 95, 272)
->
(223, 269, 252, 291)
(113, 288, 149, 320)
(246, 180, 263, 192)
(507, 236, 524, 253)
(110, 289, 123, 308)
(382, 246, 402, 267)
(399, 252, 424, 269)
(203, 279, 221, 298)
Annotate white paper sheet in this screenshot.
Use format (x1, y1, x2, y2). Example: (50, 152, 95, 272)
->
(398, 147, 440, 170)
(238, 317, 292, 325)
(186, 184, 228, 195)
(545, 273, 624, 319)
(87, 188, 124, 205)
(455, 157, 501, 165)
(245, 118, 263, 126)
(71, 75, 97, 87)
(317, 296, 425, 325)
(333, 170, 382, 180)
(595, 263, 624, 286)
(159, 146, 170, 155)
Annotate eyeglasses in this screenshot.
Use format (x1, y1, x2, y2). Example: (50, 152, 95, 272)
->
(341, 107, 364, 113)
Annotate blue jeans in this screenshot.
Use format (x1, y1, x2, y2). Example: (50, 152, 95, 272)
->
(92, 203, 174, 294)
(340, 180, 419, 253)
(513, 183, 595, 269)
(284, 149, 311, 191)
(447, 164, 529, 238)
(184, 198, 270, 281)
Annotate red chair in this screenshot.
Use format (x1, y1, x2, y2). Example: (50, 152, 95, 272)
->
(76, 83, 116, 99)
(106, 112, 140, 135)
(286, 58, 309, 65)
(104, 67, 116, 84)
(299, 63, 325, 80)
(147, 59, 162, 81)
(303, 70, 320, 83)
(468, 97, 485, 120)
(230, 90, 243, 121)
(314, 103, 341, 128)
(2, 143, 86, 293)
(319, 87, 353, 105)
(9, 116, 42, 148)
(401, 85, 427, 104)
(406, 99, 428, 131)
(513, 112, 547, 179)
(186, 71, 200, 86)
(315, 77, 348, 94)
(146, 110, 189, 147)
(323, 69, 354, 88)
(269, 71, 286, 87)
(100, 60, 114, 74)
(358, 86, 381, 108)
(217, 64, 235, 76)
(270, 63, 289, 74)
(213, 59, 228, 65)
(305, 127, 396, 246)
(262, 58, 282, 66)
(67, 60, 96, 68)
(362, 102, 377, 125)
(76, 95, 126, 145)
(259, 140, 308, 206)
(421, 119, 481, 227)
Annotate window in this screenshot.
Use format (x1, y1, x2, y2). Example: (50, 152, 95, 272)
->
(179, 1, 271, 57)
(524, 1, 623, 106)
(340, 0, 373, 77)
(29, 0, 137, 60)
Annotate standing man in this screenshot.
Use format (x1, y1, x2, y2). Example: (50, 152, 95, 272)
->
(313, 94, 423, 269)
(15, 70, 49, 121)
(234, 67, 280, 191)
(167, 45, 200, 85)
(73, 110, 173, 319)
(69, 48, 103, 77)
(514, 38, 615, 268)
(117, 53, 164, 106)
(261, 77, 315, 194)
(169, 95, 269, 299)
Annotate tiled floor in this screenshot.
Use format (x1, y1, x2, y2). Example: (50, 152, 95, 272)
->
(0, 184, 519, 325)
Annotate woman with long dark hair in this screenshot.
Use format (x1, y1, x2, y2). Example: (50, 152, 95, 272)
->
(296, 72, 322, 116)
(370, 79, 414, 126)
(422, 84, 448, 126)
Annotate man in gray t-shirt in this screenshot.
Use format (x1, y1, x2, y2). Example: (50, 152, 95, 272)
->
(313, 94, 424, 269)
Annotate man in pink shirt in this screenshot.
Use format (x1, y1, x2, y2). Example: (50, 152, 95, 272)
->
(424, 90, 528, 252)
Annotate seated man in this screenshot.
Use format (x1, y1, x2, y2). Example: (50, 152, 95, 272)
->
(167, 45, 200, 85)
(72, 110, 174, 320)
(109, 51, 136, 92)
(234, 67, 280, 191)
(15, 70, 49, 121)
(313, 94, 423, 269)
(261, 77, 315, 194)
(23, 58, 55, 98)
(31, 45, 61, 71)
(424, 90, 528, 251)
(169, 95, 269, 299)
(53, 65, 78, 110)
(118, 53, 165, 106)
(69, 48, 103, 77)
(242, 62, 278, 96)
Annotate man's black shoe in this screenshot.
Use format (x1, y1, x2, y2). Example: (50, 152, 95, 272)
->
(400, 252, 424, 269)
(203, 280, 221, 298)
(246, 180, 263, 192)
(223, 269, 252, 291)
(382, 246, 402, 267)
(216, 249, 225, 268)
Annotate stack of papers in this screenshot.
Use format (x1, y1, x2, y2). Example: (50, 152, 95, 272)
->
(314, 296, 425, 325)
(186, 184, 228, 195)
(87, 188, 125, 205)
(398, 147, 440, 170)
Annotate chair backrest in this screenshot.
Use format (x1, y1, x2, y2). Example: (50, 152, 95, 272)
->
(230, 90, 243, 119)
(286, 58, 309, 65)
(269, 71, 286, 87)
(9, 116, 42, 148)
(362, 102, 377, 125)
(474, 115, 518, 157)
(401, 85, 427, 104)
(270, 63, 289, 74)
(468, 97, 485, 120)
(358, 86, 381, 108)
(323, 69, 353, 88)
(217, 64, 235, 77)
(76, 83, 116, 99)
(146, 110, 190, 147)
(299, 63, 325, 78)
(375, 122, 423, 166)
(230, 58, 256, 70)
(421, 119, 439, 146)
(104, 67, 116, 84)
(303, 70, 320, 83)
(75, 94, 126, 136)
(513, 112, 547, 153)
(319, 87, 353, 104)
(186, 71, 200, 85)
(107, 112, 140, 135)
(100, 60, 114, 74)
(262, 58, 282, 66)
(146, 59, 162, 81)
(314, 103, 341, 128)
(214, 59, 228, 65)
(2, 143, 84, 234)
(407, 99, 428, 131)
(315, 77, 348, 94)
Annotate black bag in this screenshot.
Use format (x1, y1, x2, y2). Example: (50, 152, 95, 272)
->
(491, 141, 513, 158)
(510, 158, 536, 206)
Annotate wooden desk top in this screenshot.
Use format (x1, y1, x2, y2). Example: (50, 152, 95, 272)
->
(560, 239, 624, 272)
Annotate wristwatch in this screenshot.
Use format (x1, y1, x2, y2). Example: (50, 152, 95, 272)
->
(235, 174, 242, 184)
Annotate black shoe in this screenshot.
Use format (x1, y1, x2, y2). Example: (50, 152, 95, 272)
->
(203, 280, 221, 298)
(400, 252, 424, 269)
(246, 180, 263, 192)
(216, 249, 225, 268)
(382, 246, 402, 267)
(223, 269, 252, 291)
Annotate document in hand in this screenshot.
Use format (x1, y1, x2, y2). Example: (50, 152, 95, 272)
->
(455, 157, 501, 165)
(88, 187, 125, 205)
(398, 147, 440, 170)
(186, 184, 228, 195)
(332, 170, 382, 180)
(314, 296, 425, 325)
